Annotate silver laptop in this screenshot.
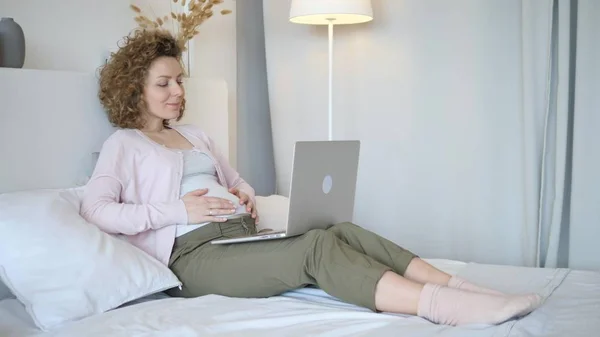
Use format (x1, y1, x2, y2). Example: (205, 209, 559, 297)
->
(211, 140, 360, 245)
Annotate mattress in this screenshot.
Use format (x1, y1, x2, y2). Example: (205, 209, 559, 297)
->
(0, 259, 598, 337)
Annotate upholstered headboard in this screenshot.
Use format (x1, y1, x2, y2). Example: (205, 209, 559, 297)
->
(0, 68, 230, 194)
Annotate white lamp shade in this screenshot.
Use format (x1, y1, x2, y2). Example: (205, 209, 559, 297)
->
(289, 0, 373, 25)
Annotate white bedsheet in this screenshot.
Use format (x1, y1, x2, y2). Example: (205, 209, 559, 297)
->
(1, 259, 598, 337)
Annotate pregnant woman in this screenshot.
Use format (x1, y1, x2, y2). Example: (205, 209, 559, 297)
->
(80, 28, 542, 326)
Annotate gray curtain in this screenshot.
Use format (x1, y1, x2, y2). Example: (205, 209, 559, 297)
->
(236, 0, 276, 196)
(538, 0, 577, 268)
(546, 0, 600, 271)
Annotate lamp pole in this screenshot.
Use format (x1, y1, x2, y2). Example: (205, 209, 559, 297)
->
(289, 0, 373, 140)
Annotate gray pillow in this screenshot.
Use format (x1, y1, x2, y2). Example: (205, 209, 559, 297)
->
(0, 279, 14, 300)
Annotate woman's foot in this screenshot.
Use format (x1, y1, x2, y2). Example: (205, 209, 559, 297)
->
(447, 276, 504, 295)
(417, 283, 542, 326)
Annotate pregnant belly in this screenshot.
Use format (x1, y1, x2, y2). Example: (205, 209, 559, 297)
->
(180, 177, 248, 216)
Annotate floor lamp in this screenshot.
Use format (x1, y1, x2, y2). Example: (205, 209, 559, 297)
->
(289, 0, 373, 141)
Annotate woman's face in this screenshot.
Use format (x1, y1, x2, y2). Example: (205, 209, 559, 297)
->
(142, 56, 185, 123)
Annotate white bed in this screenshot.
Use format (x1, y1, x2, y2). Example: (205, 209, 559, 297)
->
(1, 259, 599, 337)
(1, 69, 599, 337)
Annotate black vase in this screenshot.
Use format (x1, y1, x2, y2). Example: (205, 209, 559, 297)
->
(0, 17, 26, 68)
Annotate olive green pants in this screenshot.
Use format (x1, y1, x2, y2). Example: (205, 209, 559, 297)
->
(166, 216, 417, 311)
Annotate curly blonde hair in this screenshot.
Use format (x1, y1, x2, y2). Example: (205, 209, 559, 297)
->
(98, 29, 186, 129)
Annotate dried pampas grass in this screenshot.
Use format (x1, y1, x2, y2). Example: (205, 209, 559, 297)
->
(129, 0, 232, 51)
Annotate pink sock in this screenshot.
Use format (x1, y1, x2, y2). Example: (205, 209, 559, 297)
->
(448, 276, 504, 295)
(417, 283, 542, 326)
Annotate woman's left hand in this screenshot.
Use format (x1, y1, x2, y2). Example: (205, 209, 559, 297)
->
(229, 188, 259, 224)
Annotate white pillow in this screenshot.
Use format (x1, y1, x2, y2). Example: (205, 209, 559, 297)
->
(0, 188, 181, 331)
(255, 195, 290, 232)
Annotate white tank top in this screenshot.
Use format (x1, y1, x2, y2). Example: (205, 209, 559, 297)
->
(176, 150, 248, 237)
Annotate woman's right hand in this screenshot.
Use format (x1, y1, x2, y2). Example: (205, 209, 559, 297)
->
(182, 189, 237, 224)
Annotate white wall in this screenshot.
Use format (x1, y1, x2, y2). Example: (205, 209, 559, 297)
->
(1, 0, 237, 163)
(263, 0, 548, 266)
(2, 0, 128, 72)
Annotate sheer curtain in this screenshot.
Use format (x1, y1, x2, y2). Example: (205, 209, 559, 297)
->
(520, 0, 555, 267)
(536, 0, 575, 268)
(538, 0, 600, 270)
(567, 0, 600, 270)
